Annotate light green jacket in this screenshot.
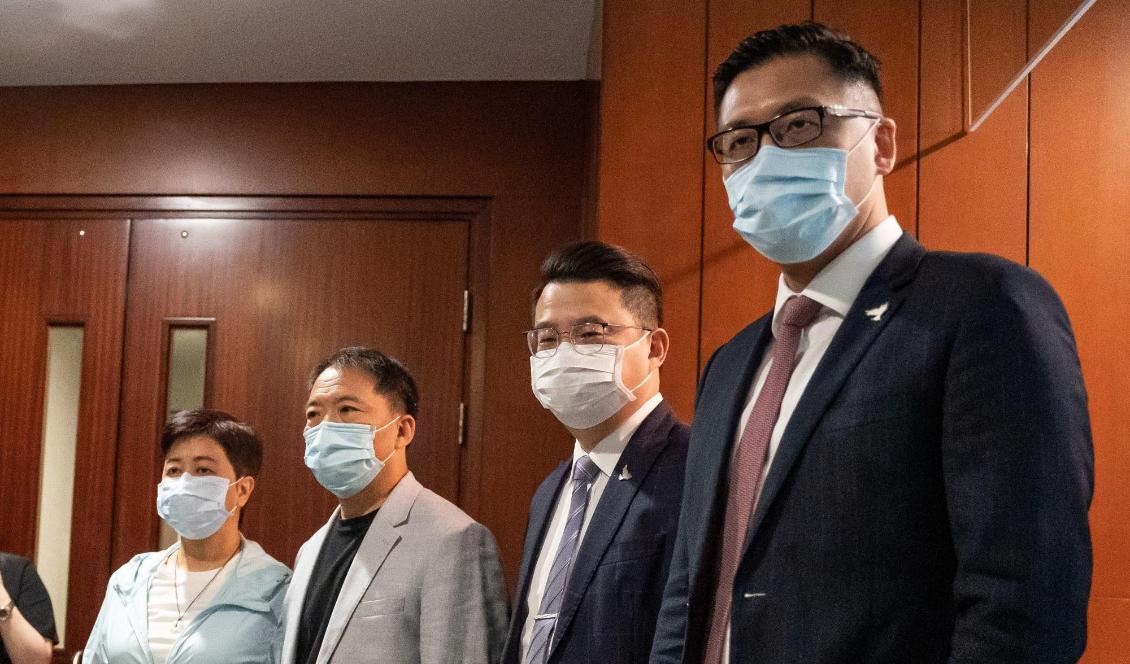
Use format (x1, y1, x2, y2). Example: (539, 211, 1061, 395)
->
(82, 538, 290, 664)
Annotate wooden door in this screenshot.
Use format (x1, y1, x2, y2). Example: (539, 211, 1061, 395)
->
(0, 217, 129, 656)
(110, 216, 471, 571)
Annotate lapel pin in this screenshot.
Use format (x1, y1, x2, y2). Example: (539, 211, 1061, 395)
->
(864, 302, 889, 322)
(618, 466, 632, 481)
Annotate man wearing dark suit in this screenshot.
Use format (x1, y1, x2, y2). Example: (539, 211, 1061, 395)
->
(651, 23, 1093, 663)
(502, 242, 690, 664)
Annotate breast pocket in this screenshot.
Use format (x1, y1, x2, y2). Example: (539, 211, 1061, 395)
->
(353, 596, 405, 618)
(339, 596, 412, 662)
(820, 395, 918, 432)
(599, 534, 666, 566)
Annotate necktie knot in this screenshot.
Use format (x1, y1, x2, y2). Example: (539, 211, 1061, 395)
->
(779, 295, 822, 329)
(573, 455, 599, 484)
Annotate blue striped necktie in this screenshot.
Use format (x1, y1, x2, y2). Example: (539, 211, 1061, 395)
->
(524, 455, 601, 664)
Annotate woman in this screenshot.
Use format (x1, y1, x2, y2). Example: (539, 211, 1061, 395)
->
(83, 409, 290, 663)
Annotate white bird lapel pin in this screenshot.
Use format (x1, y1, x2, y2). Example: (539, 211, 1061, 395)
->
(618, 466, 632, 481)
(864, 302, 889, 322)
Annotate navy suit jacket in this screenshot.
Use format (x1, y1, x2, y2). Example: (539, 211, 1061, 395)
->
(650, 235, 1094, 663)
(502, 401, 690, 664)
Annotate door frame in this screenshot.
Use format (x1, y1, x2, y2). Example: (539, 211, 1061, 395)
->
(0, 194, 495, 656)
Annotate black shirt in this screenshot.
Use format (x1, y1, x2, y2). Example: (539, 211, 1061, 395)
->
(295, 510, 379, 664)
(0, 552, 58, 664)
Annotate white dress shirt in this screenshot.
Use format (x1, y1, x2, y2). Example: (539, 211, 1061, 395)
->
(722, 216, 902, 662)
(520, 392, 664, 660)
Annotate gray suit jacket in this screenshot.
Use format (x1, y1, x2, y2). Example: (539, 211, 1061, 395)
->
(279, 472, 509, 664)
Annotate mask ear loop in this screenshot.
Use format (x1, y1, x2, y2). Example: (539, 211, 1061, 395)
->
(226, 475, 252, 516)
(372, 415, 403, 464)
(628, 368, 656, 395)
(845, 117, 884, 208)
(622, 331, 657, 396)
(846, 116, 882, 154)
(372, 415, 402, 433)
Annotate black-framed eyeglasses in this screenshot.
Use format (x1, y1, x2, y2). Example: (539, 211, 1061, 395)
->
(705, 105, 882, 165)
(526, 322, 652, 358)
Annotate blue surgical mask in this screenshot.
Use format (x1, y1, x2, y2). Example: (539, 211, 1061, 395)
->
(156, 473, 237, 540)
(724, 126, 878, 264)
(303, 417, 400, 499)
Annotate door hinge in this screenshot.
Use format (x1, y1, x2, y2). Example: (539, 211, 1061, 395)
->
(457, 401, 466, 446)
(462, 290, 471, 332)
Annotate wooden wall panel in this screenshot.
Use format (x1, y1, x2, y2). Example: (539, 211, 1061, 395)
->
(918, 0, 1028, 263)
(1084, 597, 1130, 663)
(0, 82, 589, 201)
(698, 0, 810, 361)
(1027, 1, 1130, 658)
(0, 81, 594, 602)
(814, 0, 919, 235)
(595, 0, 707, 420)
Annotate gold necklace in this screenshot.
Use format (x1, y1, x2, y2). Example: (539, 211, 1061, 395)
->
(172, 545, 240, 633)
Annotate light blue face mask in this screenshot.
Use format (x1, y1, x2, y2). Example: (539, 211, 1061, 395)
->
(303, 417, 400, 499)
(156, 473, 237, 540)
(724, 127, 878, 264)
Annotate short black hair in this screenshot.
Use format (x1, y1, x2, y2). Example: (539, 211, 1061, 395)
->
(309, 346, 420, 418)
(160, 409, 263, 478)
(713, 21, 883, 112)
(532, 241, 663, 328)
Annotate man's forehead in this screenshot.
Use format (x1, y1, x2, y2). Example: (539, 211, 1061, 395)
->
(308, 367, 381, 401)
(534, 281, 628, 326)
(717, 53, 862, 126)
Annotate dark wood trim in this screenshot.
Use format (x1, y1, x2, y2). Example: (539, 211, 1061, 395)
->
(160, 317, 218, 416)
(0, 195, 489, 219)
(457, 202, 493, 518)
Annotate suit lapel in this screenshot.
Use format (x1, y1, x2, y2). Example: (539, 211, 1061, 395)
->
(696, 321, 775, 505)
(549, 404, 676, 654)
(684, 318, 773, 603)
(742, 235, 926, 552)
(282, 518, 332, 663)
(515, 462, 569, 608)
(316, 472, 421, 664)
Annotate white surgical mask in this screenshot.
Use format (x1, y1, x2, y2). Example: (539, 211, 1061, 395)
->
(303, 417, 400, 499)
(156, 473, 237, 540)
(530, 332, 654, 429)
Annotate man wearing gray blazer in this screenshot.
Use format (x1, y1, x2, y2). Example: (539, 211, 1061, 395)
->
(279, 346, 508, 664)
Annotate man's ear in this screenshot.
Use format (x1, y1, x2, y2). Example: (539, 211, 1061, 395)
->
(874, 117, 897, 175)
(649, 328, 670, 369)
(234, 476, 255, 509)
(396, 415, 417, 449)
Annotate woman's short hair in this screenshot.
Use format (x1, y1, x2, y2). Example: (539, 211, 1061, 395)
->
(160, 409, 264, 478)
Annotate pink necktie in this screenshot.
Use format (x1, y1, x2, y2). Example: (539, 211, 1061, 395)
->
(703, 295, 823, 663)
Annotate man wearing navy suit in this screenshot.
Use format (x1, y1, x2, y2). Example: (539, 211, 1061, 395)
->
(651, 23, 1093, 663)
(502, 242, 690, 664)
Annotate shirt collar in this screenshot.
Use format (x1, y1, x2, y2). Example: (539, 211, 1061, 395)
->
(771, 216, 903, 337)
(572, 392, 664, 478)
